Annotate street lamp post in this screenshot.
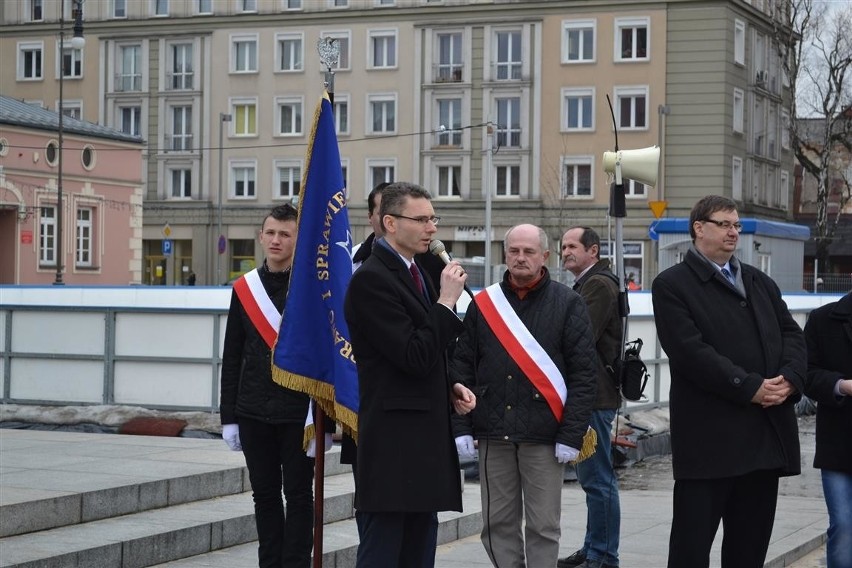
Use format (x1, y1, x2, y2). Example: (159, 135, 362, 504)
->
(216, 112, 232, 286)
(55, 0, 85, 285)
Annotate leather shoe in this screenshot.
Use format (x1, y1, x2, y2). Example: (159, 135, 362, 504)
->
(575, 562, 618, 568)
(557, 550, 586, 568)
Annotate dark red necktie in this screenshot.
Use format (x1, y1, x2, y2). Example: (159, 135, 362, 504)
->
(409, 264, 424, 296)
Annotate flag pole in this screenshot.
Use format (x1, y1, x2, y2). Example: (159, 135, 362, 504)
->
(311, 36, 340, 568)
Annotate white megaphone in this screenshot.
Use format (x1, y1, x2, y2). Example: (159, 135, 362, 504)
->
(602, 145, 660, 187)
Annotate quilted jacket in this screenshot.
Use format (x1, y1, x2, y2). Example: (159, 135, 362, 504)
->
(219, 261, 310, 425)
(450, 269, 598, 450)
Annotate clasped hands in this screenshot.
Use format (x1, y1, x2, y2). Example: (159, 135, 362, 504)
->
(751, 375, 796, 408)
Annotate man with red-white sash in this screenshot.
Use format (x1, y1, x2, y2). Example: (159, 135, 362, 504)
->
(451, 223, 598, 568)
(220, 204, 316, 568)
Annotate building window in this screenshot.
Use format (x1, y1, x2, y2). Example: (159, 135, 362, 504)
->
(320, 32, 350, 70)
(615, 17, 649, 61)
(334, 95, 349, 135)
(562, 156, 593, 197)
(781, 110, 790, 150)
(368, 95, 396, 134)
(170, 168, 192, 198)
(46, 141, 58, 165)
(169, 106, 192, 151)
(118, 106, 141, 136)
(285, 0, 302, 9)
(240, 0, 257, 12)
(18, 42, 43, 80)
(376, 0, 394, 4)
(340, 157, 349, 192)
(60, 46, 83, 79)
(626, 179, 646, 198)
(615, 86, 648, 130)
(76, 208, 93, 267)
(370, 30, 397, 69)
(496, 97, 521, 147)
(57, 100, 82, 119)
(732, 156, 743, 200)
(779, 170, 789, 210)
(111, 0, 126, 18)
(600, 241, 644, 289)
(563, 88, 594, 131)
(152, 0, 169, 16)
(275, 161, 302, 199)
(277, 33, 303, 72)
(276, 98, 303, 136)
(368, 160, 395, 188)
(232, 162, 257, 198)
(767, 103, 778, 160)
(29, 0, 44, 21)
(232, 35, 258, 73)
(331, 0, 348, 7)
(495, 165, 521, 197)
(494, 30, 522, 80)
(563, 19, 595, 63)
(169, 43, 193, 90)
(116, 44, 141, 91)
(81, 145, 95, 170)
(40, 206, 57, 265)
(197, 0, 212, 14)
(734, 19, 746, 65)
(436, 165, 462, 198)
(733, 88, 744, 133)
(436, 98, 462, 146)
(436, 32, 463, 82)
(753, 96, 765, 156)
(233, 100, 257, 136)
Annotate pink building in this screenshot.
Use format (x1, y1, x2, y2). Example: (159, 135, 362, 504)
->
(0, 96, 144, 284)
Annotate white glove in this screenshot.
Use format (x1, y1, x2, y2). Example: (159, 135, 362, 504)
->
(222, 423, 242, 451)
(306, 433, 334, 458)
(555, 443, 580, 464)
(455, 435, 477, 461)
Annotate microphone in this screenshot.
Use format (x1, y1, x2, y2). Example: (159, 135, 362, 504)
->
(429, 240, 474, 299)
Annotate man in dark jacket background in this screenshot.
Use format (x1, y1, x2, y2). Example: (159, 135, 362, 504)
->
(652, 195, 806, 568)
(220, 203, 315, 568)
(559, 226, 623, 568)
(452, 223, 598, 568)
(803, 291, 852, 568)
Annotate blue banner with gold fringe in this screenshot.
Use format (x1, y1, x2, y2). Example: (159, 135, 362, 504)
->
(272, 92, 358, 443)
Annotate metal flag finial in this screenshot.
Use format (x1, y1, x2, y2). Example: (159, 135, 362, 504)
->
(317, 37, 340, 94)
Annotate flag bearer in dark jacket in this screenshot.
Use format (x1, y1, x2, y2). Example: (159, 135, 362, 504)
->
(220, 204, 314, 568)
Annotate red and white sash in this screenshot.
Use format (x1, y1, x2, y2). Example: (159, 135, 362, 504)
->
(233, 269, 282, 349)
(474, 283, 567, 422)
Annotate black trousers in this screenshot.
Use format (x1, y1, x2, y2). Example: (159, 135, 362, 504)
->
(239, 417, 315, 568)
(667, 470, 780, 568)
(354, 510, 439, 568)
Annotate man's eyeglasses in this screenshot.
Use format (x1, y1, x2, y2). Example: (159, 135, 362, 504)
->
(702, 219, 743, 233)
(389, 214, 441, 226)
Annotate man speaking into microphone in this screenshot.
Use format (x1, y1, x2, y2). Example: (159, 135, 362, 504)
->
(344, 182, 477, 567)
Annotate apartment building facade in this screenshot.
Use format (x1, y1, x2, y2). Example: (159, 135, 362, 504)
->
(0, 0, 796, 287)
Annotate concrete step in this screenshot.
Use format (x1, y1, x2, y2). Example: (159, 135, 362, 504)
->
(0, 471, 356, 568)
(149, 484, 484, 568)
(0, 444, 350, 538)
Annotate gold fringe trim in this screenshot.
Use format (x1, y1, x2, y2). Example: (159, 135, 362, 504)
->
(272, 365, 359, 450)
(572, 426, 598, 464)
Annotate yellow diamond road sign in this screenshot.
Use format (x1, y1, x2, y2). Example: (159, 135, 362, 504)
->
(163, 223, 172, 238)
(649, 201, 668, 219)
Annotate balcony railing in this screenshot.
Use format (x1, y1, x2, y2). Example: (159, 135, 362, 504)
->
(167, 70, 194, 90)
(166, 134, 194, 152)
(114, 73, 141, 92)
(434, 64, 463, 83)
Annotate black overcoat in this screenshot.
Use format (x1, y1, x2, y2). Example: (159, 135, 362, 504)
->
(803, 292, 852, 473)
(651, 249, 806, 480)
(344, 241, 465, 512)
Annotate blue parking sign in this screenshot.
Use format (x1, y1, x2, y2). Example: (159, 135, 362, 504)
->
(162, 239, 173, 256)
